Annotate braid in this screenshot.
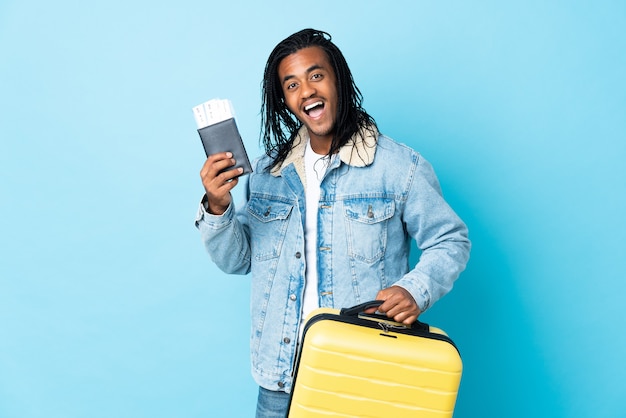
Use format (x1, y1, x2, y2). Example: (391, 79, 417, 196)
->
(260, 29, 377, 171)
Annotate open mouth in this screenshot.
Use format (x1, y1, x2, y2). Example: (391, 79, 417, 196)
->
(304, 101, 324, 118)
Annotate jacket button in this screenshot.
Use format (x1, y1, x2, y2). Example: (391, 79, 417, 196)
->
(289, 294, 297, 301)
(278, 381, 285, 388)
(283, 337, 291, 344)
(295, 252, 301, 258)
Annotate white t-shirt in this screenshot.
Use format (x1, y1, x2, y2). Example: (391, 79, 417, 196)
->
(301, 140, 332, 325)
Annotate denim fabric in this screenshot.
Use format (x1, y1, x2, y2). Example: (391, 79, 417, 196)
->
(255, 387, 289, 418)
(196, 128, 471, 393)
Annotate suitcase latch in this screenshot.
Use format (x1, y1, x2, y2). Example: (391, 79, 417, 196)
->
(378, 321, 407, 334)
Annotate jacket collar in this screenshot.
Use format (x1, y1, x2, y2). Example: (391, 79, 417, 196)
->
(270, 124, 379, 177)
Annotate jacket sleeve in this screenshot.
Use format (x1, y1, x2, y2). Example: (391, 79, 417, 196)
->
(194, 181, 252, 275)
(394, 153, 471, 312)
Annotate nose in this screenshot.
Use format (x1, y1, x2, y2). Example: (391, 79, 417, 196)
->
(301, 80, 316, 99)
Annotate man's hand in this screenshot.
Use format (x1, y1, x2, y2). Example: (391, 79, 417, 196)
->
(365, 286, 421, 325)
(200, 152, 243, 215)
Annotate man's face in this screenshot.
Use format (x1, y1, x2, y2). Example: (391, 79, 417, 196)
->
(277, 46, 338, 149)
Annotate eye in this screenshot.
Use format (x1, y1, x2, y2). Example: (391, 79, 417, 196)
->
(311, 73, 323, 81)
(286, 81, 298, 90)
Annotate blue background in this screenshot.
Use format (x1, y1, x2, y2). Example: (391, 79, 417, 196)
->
(1, 1, 625, 417)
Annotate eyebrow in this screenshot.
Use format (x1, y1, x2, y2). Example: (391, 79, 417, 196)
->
(281, 64, 325, 84)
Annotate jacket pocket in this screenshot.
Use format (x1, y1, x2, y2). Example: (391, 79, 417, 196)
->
(343, 198, 395, 263)
(247, 197, 294, 261)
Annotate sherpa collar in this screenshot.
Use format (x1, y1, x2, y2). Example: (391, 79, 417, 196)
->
(270, 124, 379, 178)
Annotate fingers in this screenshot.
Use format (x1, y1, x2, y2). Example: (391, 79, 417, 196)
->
(201, 152, 241, 181)
(200, 152, 243, 214)
(375, 286, 421, 325)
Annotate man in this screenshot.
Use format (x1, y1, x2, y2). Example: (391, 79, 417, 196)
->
(195, 29, 470, 418)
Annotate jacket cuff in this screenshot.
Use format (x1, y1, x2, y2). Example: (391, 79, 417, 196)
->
(195, 195, 234, 228)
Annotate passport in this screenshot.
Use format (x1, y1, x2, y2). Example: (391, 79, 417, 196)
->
(193, 99, 252, 176)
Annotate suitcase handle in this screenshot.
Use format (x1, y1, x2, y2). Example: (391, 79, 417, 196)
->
(340, 300, 429, 331)
(340, 300, 384, 316)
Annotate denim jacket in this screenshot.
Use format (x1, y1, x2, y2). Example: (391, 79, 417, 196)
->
(195, 126, 470, 392)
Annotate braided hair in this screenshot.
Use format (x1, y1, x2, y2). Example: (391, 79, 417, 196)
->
(261, 28, 377, 171)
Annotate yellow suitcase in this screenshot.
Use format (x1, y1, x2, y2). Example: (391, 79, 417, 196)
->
(288, 301, 462, 417)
